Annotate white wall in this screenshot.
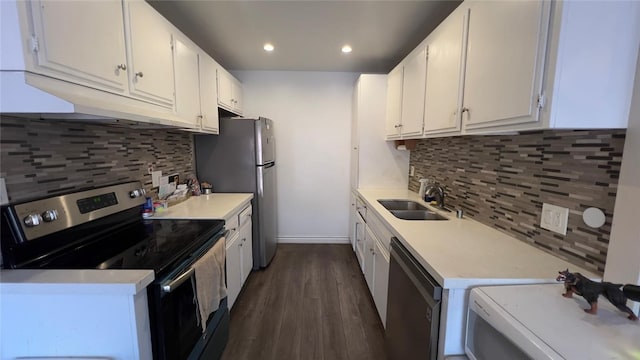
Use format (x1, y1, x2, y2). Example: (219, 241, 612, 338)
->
(234, 71, 359, 243)
(605, 52, 640, 298)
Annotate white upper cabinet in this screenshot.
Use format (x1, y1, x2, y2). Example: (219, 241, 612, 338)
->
(124, 0, 175, 108)
(172, 35, 200, 127)
(172, 32, 219, 132)
(217, 68, 243, 115)
(404, 0, 639, 137)
(28, 0, 128, 94)
(400, 49, 427, 137)
(462, 0, 549, 131)
(386, 50, 426, 140)
(423, 7, 468, 136)
(385, 67, 404, 139)
(199, 55, 220, 133)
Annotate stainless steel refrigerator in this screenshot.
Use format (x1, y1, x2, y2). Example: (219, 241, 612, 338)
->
(195, 117, 277, 269)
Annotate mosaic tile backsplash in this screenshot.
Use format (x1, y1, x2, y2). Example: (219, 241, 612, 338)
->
(409, 130, 626, 275)
(0, 116, 196, 203)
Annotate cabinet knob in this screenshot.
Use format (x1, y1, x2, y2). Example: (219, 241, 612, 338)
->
(117, 64, 127, 71)
(135, 71, 144, 78)
(461, 107, 469, 113)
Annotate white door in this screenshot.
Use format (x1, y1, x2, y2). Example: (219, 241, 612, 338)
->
(463, 1, 549, 129)
(199, 54, 219, 132)
(364, 226, 376, 293)
(216, 69, 233, 109)
(400, 48, 427, 137)
(373, 238, 390, 327)
(30, 0, 128, 93)
(173, 35, 200, 127)
(424, 8, 468, 134)
(125, 0, 175, 107)
(225, 233, 241, 309)
(385, 67, 404, 139)
(239, 221, 253, 285)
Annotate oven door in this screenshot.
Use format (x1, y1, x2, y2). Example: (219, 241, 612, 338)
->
(465, 288, 561, 360)
(149, 232, 229, 360)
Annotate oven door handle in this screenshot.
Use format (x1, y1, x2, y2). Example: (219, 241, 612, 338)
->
(162, 267, 194, 293)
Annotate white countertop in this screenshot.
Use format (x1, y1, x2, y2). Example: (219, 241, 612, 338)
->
(150, 193, 253, 220)
(357, 188, 599, 289)
(476, 284, 640, 359)
(0, 269, 154, 295)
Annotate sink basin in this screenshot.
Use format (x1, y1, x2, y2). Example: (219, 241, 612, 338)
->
(377, 199, 448, 221)
(378, 199, 428, 211)
(389, 210, 448, 221)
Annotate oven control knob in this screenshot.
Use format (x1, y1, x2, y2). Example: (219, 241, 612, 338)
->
(23, 214, 43, 227)
(41, 209, 59, 222)
(130, 189, 142, 198)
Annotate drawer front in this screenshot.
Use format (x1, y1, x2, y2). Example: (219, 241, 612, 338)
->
(356, 197, 367, 220)
(367, 211, 392, 255)
(238, 205, 252, 227)
(226, 212, 240, 239)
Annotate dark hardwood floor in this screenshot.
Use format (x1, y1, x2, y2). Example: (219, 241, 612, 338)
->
(221, 244, 387, 360)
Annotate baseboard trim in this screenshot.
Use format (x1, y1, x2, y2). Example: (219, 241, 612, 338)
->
(277, 236, 350, 244)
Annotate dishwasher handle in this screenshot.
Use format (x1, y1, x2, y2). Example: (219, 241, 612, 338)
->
(390, 237, 442, 302)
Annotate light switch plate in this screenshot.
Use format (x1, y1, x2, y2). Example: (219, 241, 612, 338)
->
(409, 166, 415, 176)
(541, 203, 569, 235)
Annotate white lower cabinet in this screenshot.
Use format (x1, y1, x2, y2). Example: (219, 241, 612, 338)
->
(364, 223, 390, 328)
(372, 236, 389, 327)
(225, 232, 242, 309)
(225, 204, 253, 309)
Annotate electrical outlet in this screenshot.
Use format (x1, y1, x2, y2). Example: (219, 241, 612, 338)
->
(540, 203, 569, 235)
(409, 166, 415, 177)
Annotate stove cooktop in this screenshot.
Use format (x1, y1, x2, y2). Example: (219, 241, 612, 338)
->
(39, 218, 225, 275)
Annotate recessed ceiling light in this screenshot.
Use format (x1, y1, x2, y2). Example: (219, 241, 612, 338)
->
(341, 45, 352, 54)
(263, 43, 275, 52)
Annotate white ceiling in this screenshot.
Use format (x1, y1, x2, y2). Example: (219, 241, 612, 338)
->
(147, 0, 462, 73)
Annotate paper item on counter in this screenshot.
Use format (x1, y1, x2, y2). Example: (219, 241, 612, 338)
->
(159, 176, 169, 186)
(158, 183, 176, 199)
(151, 171, 162, 187)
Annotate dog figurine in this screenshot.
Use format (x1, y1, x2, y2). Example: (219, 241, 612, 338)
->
(556, 269, 638, 321)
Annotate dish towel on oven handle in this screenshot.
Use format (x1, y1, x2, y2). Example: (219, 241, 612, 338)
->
(191, 237, 227, 332)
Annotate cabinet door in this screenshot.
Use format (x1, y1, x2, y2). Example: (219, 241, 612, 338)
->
(400, 49, 426, 137)
(216, 69, 234, 109)
(373, 238, 390, 327)
(355, 214, 366, 273)
(462, 1, 549, 129)
(424, 9, 468, 135)
(225, 233, 241, 309)
(385, 67, 403, 139)
(364, 226, 375, 294)
(239, 221, 253, 285)
(349, 194, 357, 251)
(232, 79, 243, 115)
(29, 0, 128, 93)
(173, 35, 200, 127)
(199, 54, 219, 133)
(125, 0, 175, 107)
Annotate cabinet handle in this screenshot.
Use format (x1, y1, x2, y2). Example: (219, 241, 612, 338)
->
(117, 64, 127, 71)
(461, 107, 469, 113)
(135, 71, 144, 78)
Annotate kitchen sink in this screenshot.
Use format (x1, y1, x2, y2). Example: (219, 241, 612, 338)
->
(377, 199, 448, 221)
(377, 199, 429, 211)
(389, 210, 448, 221)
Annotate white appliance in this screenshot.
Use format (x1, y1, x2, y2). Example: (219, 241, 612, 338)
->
(466, 284, 640, 359)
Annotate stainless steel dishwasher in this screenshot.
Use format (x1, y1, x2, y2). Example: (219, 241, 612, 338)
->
(386, 237, 442, 360)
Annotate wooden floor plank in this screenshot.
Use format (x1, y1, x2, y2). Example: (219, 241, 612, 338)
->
(221, 244, 387, 360)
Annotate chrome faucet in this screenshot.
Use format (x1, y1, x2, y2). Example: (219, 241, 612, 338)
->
(425, 183, 446, 210)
